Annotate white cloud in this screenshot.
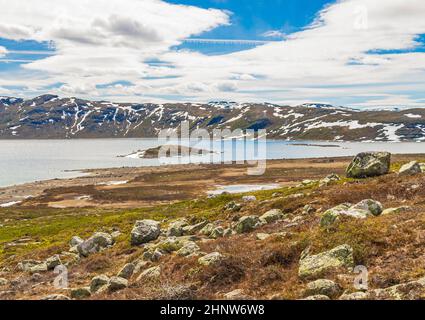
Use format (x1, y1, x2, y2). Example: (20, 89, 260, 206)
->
(1, 0, 425, 108)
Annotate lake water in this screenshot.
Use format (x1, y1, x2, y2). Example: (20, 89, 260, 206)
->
(0, 139, 424, 188)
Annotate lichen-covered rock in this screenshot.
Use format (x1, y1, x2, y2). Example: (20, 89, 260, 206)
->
(399, 161, 422, 176)
(260, 209, 284, 224)
(182, 221, 209, 235)
(198, 252, 224, 266)
(45, 255, 62, 270)
(346, 152, 391, 178)
(107, 276, 128, 292)
(242, 196, 256, 202)
(319, 173, 341, 187)
(299, 245, 354, 280)
(210, 227, 224, 239)
(339, 292, 369, 300)
(302, 295, 331, 300)
(130, 220, 161, 245)
(382, 206, 410, 215)
(176, 241, 200, 257)
(90, 274, 110, 293)
(70, 287, 91, 299)
(17, 260, 48, 273)
(137, 266, 161, 281)
(304, 279, 343, 299)
(167, 219, 188, 237)
(0, 278, 8, 286)
(199, 223, 215, 237)
(69, 236, 84, 247)
(77, 232, 114, 257)
(117, 263, 135, 280)
(235, 216, 260, 234)
(224, 201, 242, 212)
(350, 199, 383, 217)
(320, 204, 351, 227)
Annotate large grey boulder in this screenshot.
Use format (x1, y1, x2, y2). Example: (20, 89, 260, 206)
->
(260, 209, 284, 224)
(117, 263, 135, 280)
(176, 241, 200, 257)
(350, 199, 383, 217)
(107, 276, 128, 292)
(131, 220, 161, 245)
(346, 152, 391, 178)
(399, 161, 422, 176)
(235, 216, 260, 234)
(305, 279, 343, 299)
(299, 245, 354, 280)
(77, 232, 114, 257)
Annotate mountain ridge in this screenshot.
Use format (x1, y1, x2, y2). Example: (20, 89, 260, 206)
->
(1, 94, 425, 141)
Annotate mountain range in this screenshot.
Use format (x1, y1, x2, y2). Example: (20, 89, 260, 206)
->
(1, 94, 425, 141)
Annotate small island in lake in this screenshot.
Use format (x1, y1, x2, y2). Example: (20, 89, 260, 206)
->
(118, 145, 215, 159)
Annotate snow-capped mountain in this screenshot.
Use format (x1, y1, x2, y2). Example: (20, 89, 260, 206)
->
(1, 95, 425, 142)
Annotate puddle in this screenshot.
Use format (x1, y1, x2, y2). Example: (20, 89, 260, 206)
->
(208, 184, 281, 195)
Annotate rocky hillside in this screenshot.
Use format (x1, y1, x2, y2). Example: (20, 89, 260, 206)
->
(1, 95, 425, 141)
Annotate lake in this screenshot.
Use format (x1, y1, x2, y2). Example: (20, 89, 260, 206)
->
(0, 139, 424, 187)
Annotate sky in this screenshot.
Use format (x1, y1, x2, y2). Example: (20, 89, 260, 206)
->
(0, 0, 425, 108)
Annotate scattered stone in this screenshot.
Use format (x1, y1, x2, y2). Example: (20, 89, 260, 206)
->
(339, 291, 369, 300)
(77, 232, 114, 257)
(305, 279, 343, 299)
(272, 192, 282, 198)
(235, 216, 260, 234)
(117, 263, 135, 280)
(17, 260, 48, 273)
(45, 255, 62, 270)
(319, 174, 341, 187)
(399, 161, 422, 176)
(182, 221, 208, 235)
(302, 205, 315, 215)
(350, 199, 383, 217)
(70, 287, 91, 299)
(260, 209, 284, 224)
(42, 294, 70, 300)
(90, 275, 110, 293)
(256, 233, 271, 241)
(176, 241, 201, 257)
(198, 252, 224, 266)
(199, 223, 215, 237)
(224, 201, 242, 212)
(302, 295, 331, 300)
(299, 244, 355, 280)
(242, 196, 256, 202)
(223, 289, 251, 300)
(131, 220, 161, 246)
(420, 163, 425, 172)
(70, 236, 84, 247)
(0, 278, 8, 286)
(111, 231, 122, 239)
(210, 227, 224, 239)
(107, 276, 128, 292)
(167, 219, 188, 237)
(346, 152, 391, 178)
(137, 266, 161, 281)
(382, 206, 410, 215)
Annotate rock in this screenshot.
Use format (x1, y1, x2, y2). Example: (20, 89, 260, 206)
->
(350, 199, 383, 217)
(224, 201, 242, 212)
(77, 232, 114, 257)
(304, 279, 343, 299)
(272, 192, 282, 198)
(42, 294, 70, 300)
(167, 219, 188, 237)
(420, 163, 425, 172)
(235, 216, 260, 234)
(319, 174, 341, 187)
(131, 220, 161, 245)
(70, 236, 84, 247)
(242, 196, 256, 202)
(302, 295, 331, 300)
(45, 255, 62, 270)
(111, 231, 122, 239)
(90, 275, 110, 293)
(260, 209, 284, 224)
(18, 260, 48, 274)
(223, 289, 251, 300)
(134, 260, 151, 274)
(346, 152, 391, 178)
(299, 244, 354, 280)
(0, 278, 8, 286)
(320, 204, 351, 227)
(142, 248, 164, 262)
(198, 252, 224, 266)
(256, 233, 271, 241)
(117, 263, 135, 280)
(107, 276, 128, 292)
(339, 292, 369, 300)
(399, 161, 422, 176)
(70, 287, 91, 299)
(137, 266, 161, 281)
(382, 206, 410, 215)
(182, 221, 208, 235)
(199, 223, 215, 237)
(176, 241, 200, 257)
(210, 227, 224, 239)
(302, 205, 315, 215)
(31, 273, 43, 282)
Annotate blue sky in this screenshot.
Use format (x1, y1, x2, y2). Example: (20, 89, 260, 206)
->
(1, 0, 425, 108)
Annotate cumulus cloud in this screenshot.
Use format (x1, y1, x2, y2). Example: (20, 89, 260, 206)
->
(1, 0, 425, 108)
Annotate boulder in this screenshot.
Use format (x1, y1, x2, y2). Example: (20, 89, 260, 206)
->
(69, 236, 84, 247)
(182, 221, 208, 235)
(319, 174, 341, 187)
(260, 209, 284, 224)
(45, 255, 62, 270)
(131, 220, 161, 245)
(346, 152, 391, 178)
(350, 199, 383, 217)
(117, 263, 135, 280)
(210, 227, 224, 239)
(399, 161, 422, 176)
(70, 287, 91, 299)
(167, 219, 188, 237)
(137, 266, 161, 281)
(17, 260, 48, 273)
(77, 232, 114, 257)
(304, 279, 343, 299)
(339, 292, 369, 300)
(107, 276, 128, 292)
(198, 252, 224, 266)
(382, 206, 410, 215)
(299, 244, 354, 280)
(224, 201, 242, 212)
(235, 216, 260, 234)
(176, 241, 200, 257)
(199, 223, 215, 237)
(90, 274, 110, 293)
